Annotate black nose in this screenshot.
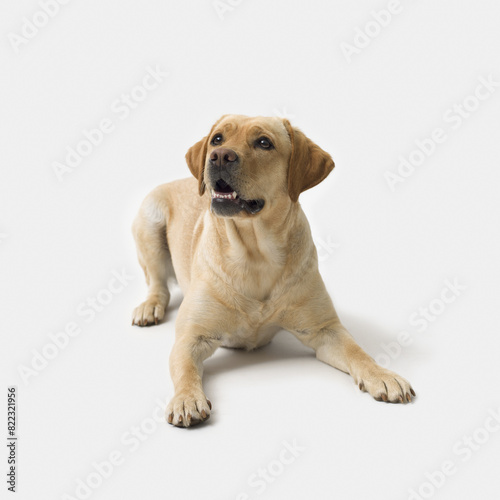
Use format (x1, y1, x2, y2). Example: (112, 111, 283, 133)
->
(210, 148, 238, 168)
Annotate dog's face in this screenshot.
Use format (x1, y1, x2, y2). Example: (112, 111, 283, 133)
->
(186, 115, 335, 218)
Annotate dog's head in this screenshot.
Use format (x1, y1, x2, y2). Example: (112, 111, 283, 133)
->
(185, 114, 334, 218)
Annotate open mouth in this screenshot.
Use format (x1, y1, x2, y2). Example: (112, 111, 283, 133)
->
(212, 179, 238, 200)
(211, 179, 264, 215)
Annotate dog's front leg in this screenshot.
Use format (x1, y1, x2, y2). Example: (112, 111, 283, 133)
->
(282, 280, 416, 403)
(166, 335, 217, 427)
(305, 323, 415, 403)
(166, 298, 223, 427)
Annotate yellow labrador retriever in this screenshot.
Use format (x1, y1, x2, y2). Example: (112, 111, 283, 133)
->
(132, 114, 415, 427)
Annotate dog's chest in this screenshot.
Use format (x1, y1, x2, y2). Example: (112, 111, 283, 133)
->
(226, 247, 286, 302)
(234, 267, 281, 303)
(221, 321, 281, 350)
(218, 291, 285, 349)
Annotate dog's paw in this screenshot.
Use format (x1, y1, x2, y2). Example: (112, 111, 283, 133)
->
(166, 392, 212, 428)
(132, 297, 167, 326)
(357, 367, 416, 404)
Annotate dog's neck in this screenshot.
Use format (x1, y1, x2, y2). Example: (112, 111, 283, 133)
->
(205, 200, 314, 302)
(214, 201, 300, 262)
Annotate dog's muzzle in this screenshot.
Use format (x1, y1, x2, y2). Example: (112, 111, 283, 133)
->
(207, 148, 265, 217)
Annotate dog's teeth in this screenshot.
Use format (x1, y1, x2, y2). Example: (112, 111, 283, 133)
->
(211, 191, 238, 200)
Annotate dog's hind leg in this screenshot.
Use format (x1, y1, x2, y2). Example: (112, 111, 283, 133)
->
(131, 187, 174, 326)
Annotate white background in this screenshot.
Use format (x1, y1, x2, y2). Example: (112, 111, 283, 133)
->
(1, 1, 500, 499)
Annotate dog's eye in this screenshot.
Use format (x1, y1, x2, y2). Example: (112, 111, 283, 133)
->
(211, 134, 223, 146)
(256, 137, 273, 149)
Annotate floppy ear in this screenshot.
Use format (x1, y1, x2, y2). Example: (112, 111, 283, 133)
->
(185, 116, 228, 196)
(283, 119, 335, 203)
(185, 134, 210, 196)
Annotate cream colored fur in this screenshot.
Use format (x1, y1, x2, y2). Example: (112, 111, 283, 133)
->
(132, 115, 415, 427)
